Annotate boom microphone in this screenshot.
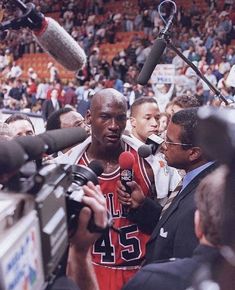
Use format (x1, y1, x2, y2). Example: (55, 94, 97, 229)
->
(39, 127, 88, 155)
(137, 0, 176, 85)
(5, 0, 86, 71)
(118, 151, 135, 194)
(33, 17, 87, 71)
(137, 38, 167, 85)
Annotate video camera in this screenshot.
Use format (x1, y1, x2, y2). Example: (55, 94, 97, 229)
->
(0, 128, 107, 290)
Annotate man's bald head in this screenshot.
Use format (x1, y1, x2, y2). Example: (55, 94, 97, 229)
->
(88, 88, 127, 149)
(90, 88, 127, 113)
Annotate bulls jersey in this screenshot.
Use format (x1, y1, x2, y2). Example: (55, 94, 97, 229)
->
(77, 145, 153, 267)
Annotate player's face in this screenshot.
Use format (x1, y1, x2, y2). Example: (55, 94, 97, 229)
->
(91, 96, 127, 148)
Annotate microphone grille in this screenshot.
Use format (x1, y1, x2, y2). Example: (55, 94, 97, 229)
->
(88, 160, 104, 177)
(118, 151, 135, 169)
(138, 145, 152, 158)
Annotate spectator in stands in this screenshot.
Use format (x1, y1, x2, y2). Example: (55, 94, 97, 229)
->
(63, 81, 77, 107)
(27, 67, 38, 81)
(200, 66, 217, 104)
(42, 88, 62, 121)
(48, 62, 60, 83)
(152, 83, 175, 112)
(4, 113, 35, 137)
(165, 94, 202, 117)
(35, 78, 50, 103)
(158, 112, 170, 136)
(46, 106, 90, 135)
(7, 79, 27, 110)
(7, 62, 22, 79)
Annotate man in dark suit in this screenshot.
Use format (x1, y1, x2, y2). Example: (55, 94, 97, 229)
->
(42, 88, 62, 121)
(117, 107, 217, 263)
(122, 165, 225, 290)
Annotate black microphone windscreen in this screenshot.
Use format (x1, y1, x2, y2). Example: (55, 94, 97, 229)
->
(88, 160, 104, 177)
(39, 127, 88, 155)
(137, 38, 167, 86)
(138, 144, 152, 158)
(0, 140, 27, 174)
(15, 135, 47, 160)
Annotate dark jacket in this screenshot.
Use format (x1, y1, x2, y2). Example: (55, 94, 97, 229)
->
(128, 162, 218, 264)
(42, 99, 62, 121)
(122, 244, 221, 290)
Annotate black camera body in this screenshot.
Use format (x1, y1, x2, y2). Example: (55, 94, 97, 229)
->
(0, 163, 72, 290)
(66, 163, 102, 235)
(0, 161, 104, 290)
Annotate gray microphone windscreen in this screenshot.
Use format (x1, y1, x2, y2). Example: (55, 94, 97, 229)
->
(138, 144, 152, 158)
(33, 17, 86, 71)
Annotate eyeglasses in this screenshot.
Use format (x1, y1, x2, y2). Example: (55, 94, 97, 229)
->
(164, 137, 193, 147)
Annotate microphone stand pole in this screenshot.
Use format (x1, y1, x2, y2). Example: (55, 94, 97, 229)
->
(160, 31, 228, 105)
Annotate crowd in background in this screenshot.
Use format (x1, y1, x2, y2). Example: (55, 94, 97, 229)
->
(0, 2, 235, 290)
(0, 0, 234, 122)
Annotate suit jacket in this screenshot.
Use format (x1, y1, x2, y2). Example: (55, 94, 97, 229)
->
(122, 244, 221, 290)
(128, 162, 218, 264)
(42, 99, 61, 121)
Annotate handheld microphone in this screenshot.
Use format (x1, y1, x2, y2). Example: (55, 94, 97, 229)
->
(137, 0, 176, 85)
(138, 134, 164, 158)
(3, 0, 86, 71)
(118, 151, 135, 194)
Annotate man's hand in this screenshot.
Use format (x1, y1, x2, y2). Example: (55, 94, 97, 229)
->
(70, 181, 108, 254)
(68, 181, 107, 290)
(116, 180, 146, 209)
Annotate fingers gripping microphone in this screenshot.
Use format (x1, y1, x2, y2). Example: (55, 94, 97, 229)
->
(118, 151, 135, 194)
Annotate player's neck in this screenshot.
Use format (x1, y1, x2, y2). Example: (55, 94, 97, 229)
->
(87, 143, 123, 163)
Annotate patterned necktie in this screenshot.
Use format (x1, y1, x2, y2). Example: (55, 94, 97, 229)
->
(160, 179, 183, 219)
